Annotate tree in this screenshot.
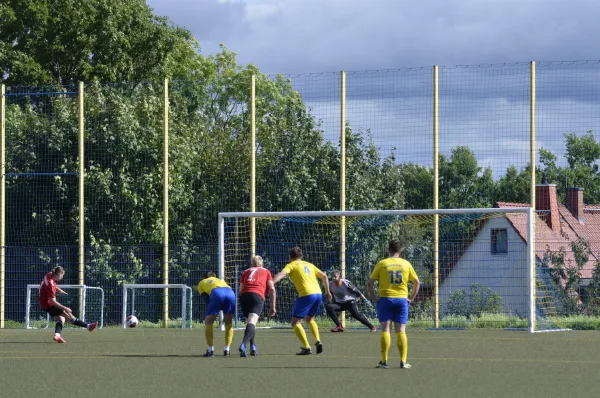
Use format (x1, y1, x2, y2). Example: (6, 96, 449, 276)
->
(0, 0, 200, 85)
(495, 164, 531, 204)
(439, 146, 494, 209)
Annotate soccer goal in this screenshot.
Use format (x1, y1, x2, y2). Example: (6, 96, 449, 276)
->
(121, 284, 193, 328)
(25, 284, 104, 329)
(219, 209, 570, 333)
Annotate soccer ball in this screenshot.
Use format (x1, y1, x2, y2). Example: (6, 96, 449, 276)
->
(126, 315, 139, 328)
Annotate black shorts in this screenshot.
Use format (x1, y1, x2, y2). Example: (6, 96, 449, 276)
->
(42, 306, 63, 317)
(239, 292, 265, 318)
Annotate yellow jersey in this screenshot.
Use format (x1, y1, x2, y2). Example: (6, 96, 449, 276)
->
(281, 260, 322, 297)
(369, 257, 418, 298)
(198, 277, 230, 295)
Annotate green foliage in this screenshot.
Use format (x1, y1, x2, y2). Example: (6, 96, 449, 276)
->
(542, 238, 590, 315)
(583, 260, 600, 315)
(439, 146, 495, 209)
(445, 283, 504, 318)
(0, 0, 200, 85)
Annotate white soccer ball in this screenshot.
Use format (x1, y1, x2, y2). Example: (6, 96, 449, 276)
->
(126, 315, 139, 328)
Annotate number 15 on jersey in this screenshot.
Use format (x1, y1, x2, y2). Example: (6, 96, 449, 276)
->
(389, 270, 402, 284)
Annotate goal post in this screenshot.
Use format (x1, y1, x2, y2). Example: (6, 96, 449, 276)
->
(218, 208, 568, 333)
(25, 284, 104, 329)
(122, 284, 193, 328)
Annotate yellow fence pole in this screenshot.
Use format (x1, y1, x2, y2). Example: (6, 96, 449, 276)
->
(163, 78, 170, 328)
(251, 75, 256, 257)
(433, 66, 439, 329)
(529, 61, 536, 332)
(78, 82, 85, 319)
(0, 85, 5, 329)
(340, 71, 346, 327)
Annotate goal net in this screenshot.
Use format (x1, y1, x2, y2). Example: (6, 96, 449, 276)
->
(25, 285, 104, 329)
(219, 209, 569, 333)
(121, 284, 193, 328)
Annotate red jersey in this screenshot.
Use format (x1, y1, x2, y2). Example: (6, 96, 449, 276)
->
(239, 267, 273, 300)
(38, 272, 57, 310)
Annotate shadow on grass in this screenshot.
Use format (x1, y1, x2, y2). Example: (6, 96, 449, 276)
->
(0, 341, 54, 344)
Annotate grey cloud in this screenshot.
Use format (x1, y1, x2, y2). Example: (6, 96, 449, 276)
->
(148, 0, 600, 73)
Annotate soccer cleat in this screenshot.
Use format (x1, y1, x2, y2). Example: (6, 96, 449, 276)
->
(202, 350, 215, 358)
(223, 349, 230, 357)
(315, 341, 323, 354)
(239, 344, 247, 358)
(330, 325, 344, 333)
(370, 326, 377, 332)
(376, 361, 389, 369)
(400, 362, 412, 369)
(88, 322, 98, 332)
(53, 335, 66, 344)
(250, 344, 258, 356)
(296, 347, 312, 355)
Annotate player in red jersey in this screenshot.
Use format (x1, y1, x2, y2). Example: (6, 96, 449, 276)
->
(238, 256, 276, 357)
(39, 266, 97, 343)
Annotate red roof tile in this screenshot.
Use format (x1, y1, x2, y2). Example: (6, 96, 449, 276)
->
(496, 202, 596, 279)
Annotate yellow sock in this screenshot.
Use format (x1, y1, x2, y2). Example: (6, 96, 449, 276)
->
(380, 332, 391, 362)
(397, 332, 408, 363)
(293, 323, 310, 349)
(205, 324, 214, 346)
(308, 320, 321, 343)
(225, 324, 234, 347)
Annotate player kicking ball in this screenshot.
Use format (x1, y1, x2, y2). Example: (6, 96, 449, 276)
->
(273, 247, 332, 355)
(38, 266, 98, 343)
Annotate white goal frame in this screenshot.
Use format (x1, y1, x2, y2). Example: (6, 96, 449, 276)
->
(25, 284, 104, 329)
(218, 208, 567, 333)
(121, 284, 193, 329)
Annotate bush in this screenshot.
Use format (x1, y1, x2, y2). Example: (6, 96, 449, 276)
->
(445, 283, 504, 318)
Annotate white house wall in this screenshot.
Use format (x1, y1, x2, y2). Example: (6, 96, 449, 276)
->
(439, 217, 529, 317)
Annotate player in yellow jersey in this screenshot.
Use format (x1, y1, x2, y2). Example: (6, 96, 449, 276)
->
(273, 247, 332, 355)
(368, 240, 420, 369)
(198, 271, 236, 357)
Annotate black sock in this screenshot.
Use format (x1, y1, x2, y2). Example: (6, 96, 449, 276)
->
(71, 318, 88, 328)
(242, 324, 256, 347)
(55, 321, 63, 335)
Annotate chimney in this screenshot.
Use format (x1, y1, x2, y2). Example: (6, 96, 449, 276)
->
(565, 187, 584, 223)
(536, 183, 560, 232)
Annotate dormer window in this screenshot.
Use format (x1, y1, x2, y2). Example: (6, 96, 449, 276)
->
(491, 229, 508, 255)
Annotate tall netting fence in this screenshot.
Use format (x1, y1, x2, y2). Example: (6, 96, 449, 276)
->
(439, 64, 532, 207)
(2, 62, 600, 328)
(84, 82, 165, 325)
(3, 85, 80, 326)
(346, 68, 434, 210)
(261, 73, 341, 212)
(168, 79, 250, 321)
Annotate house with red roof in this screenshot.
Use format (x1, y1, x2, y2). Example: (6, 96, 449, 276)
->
(438, 183, 597, 317)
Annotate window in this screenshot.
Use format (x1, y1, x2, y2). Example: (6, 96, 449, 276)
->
(491, 229, 508, 255)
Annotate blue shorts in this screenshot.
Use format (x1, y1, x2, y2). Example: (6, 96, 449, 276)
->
(206, 287, 236, 316)
(292, 294, 322, 318)
(377, 297, 409, 324)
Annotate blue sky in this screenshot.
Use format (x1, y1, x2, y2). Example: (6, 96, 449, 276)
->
(146, 0, 600, 180)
